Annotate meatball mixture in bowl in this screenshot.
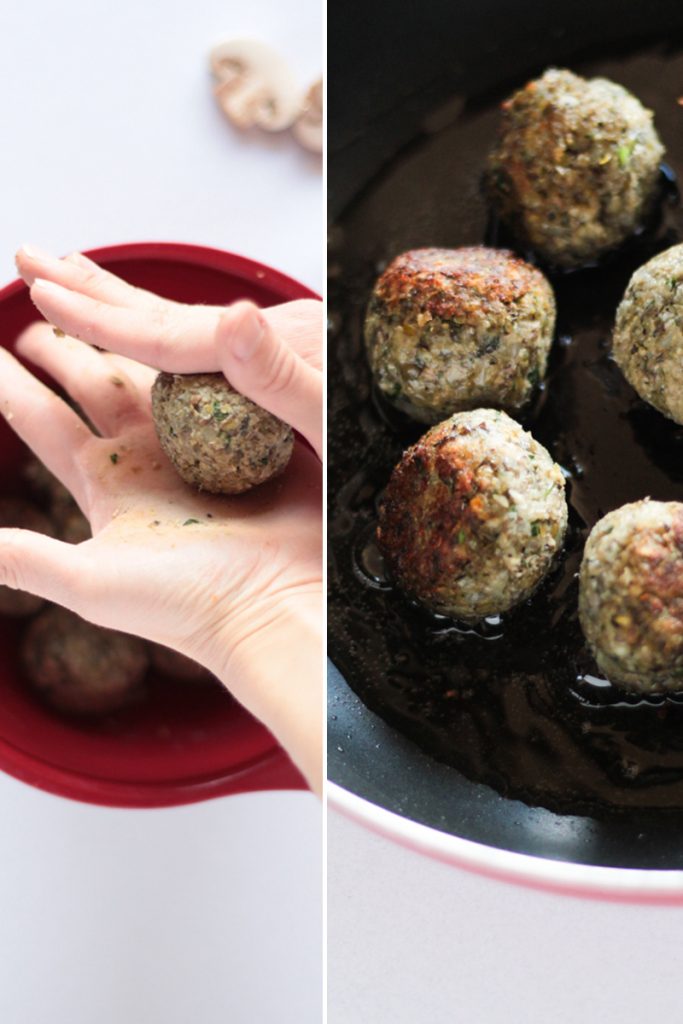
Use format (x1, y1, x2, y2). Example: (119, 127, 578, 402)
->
(22, 606, 149, 715)
(364, 247, 556, 423)
(487, 68, 664, 268)
(0, 498, 55, 617)
(579, 500, 683, 693)
(377, 408, 568, 620)
(612, 243, 683, 424)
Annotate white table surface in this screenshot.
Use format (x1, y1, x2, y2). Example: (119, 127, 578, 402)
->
(328, 810, 683, 1023)
(0, 3, 322, 1022)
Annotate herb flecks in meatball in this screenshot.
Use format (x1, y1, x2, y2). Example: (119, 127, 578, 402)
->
(612, 243, 683, 424)
(377, 409, 568, 620)
(487, 68, 664, 268)
(579, 500, 683, 693)
(151, 372, 294, 495)
(365, 247, 556, 424)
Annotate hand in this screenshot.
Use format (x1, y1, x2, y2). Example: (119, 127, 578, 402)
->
(17, 244, 323, 458)
(2, 247, 323, 792)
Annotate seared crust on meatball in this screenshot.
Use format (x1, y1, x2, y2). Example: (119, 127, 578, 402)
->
(377, 409, 567, 619)
(579, 500, 683, 692)
(487, 68, 664, 268)
(22, 606, 149, 715)
(0, 498, 55, 617)
(364, 247, 556, 423)
(152, 372, 294, 494)
(612, 243, 683, 424)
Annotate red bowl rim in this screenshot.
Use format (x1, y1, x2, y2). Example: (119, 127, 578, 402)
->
(0, 240, 318, 807)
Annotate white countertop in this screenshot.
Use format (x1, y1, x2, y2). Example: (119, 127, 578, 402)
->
(328, 809, 683, 1023)
(0, 2, 321, 1022)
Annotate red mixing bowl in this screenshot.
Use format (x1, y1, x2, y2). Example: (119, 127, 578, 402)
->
(0, 241, 317, 807)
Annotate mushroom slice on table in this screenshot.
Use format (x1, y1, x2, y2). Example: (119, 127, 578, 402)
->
(293, 78, 323, 153)
(210, 38, 301, 132)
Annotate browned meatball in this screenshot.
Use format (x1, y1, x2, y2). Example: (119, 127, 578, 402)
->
(364, 247, 555, 423)
(377, 409, 567, 620)
(579, 500, 683, 692)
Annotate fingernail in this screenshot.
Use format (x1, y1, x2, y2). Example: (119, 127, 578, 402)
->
(18, 243, 55, 262)
(232, 310, 264, 361)
(32, 277, 62, 294)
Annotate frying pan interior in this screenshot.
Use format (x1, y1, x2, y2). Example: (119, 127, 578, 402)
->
(328, 0, 683, 869)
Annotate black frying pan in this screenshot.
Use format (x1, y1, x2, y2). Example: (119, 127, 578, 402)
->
(327, 0, 683, 872)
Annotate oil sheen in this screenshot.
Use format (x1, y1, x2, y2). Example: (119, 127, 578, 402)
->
(328, 45, 683, 818)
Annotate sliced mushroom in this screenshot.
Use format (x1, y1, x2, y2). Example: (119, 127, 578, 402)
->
(210, 38, 302, 132)
(292, 78, 323, 153)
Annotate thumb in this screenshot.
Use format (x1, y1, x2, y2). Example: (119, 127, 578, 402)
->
(216, 301, 322, 460)
(0, 530, 84, 610)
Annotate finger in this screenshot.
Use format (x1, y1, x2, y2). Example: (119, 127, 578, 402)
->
(15, 323, 147, 436)
(0, 348, 92, 507)
(0, 529, 87, 610)
(30, 277, 221, 371)
(16, 245, 166, 311)
(265, 300, 323, 370)
(216, 302, 323, 459)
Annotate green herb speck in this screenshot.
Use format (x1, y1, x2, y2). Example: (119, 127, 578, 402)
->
(52, 327, 65, 338)
(183, 518, 201, 526)
(212, 401, 229, 422)
(617, 140, 636, 167)
(457, 529, 466, 544)
(109, 453, 119, 465)
(531, 522, 541, 537)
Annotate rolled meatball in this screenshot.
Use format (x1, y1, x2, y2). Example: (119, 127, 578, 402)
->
(612, 243, 683, 423)
(579, 500, 683, 693)
(151, 372, 294, 494)
(0, 498, 55, 617)
(487, 68, 664, 268)
(22, 606, 149, 715)
(364, 247, 555, 424)
(377, 409, 568, 619)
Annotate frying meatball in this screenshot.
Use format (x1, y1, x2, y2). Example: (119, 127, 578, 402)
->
(377, 409, 568, 619)
(612, 243, 683, 423)
(579, 500, 683, 693)
(364, 247, 555, 424)
(151, 372, 294, 494)
(150, 643, 215, 685)
(0, 498, 55, 617)
(487, 68, 664, 268)
(22, 606, 149, 715)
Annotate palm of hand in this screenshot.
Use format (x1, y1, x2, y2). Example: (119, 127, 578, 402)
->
(81, 423, 321, 669)
(0, 325, 321, 680)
